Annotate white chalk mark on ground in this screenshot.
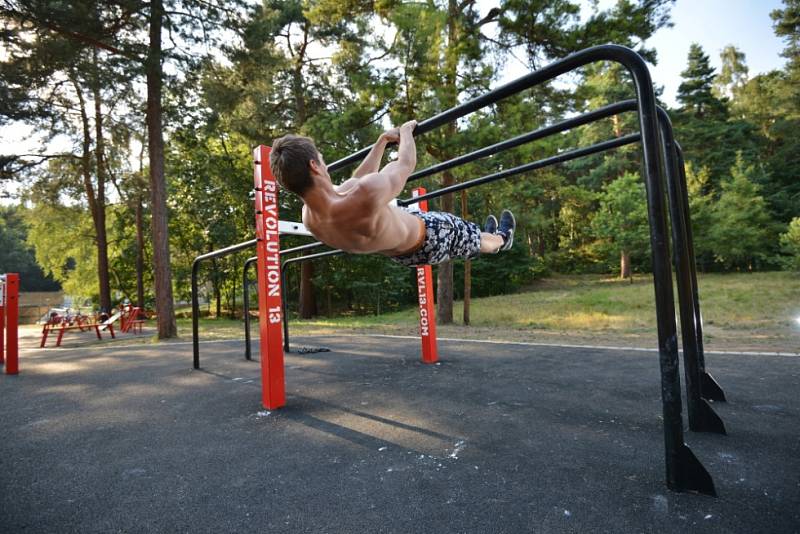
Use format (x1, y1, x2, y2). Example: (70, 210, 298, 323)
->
(449, 440, 466, 459)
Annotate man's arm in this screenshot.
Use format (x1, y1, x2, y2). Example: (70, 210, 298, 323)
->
(358, 120, 417, 204)
(351, 129, 399, 178)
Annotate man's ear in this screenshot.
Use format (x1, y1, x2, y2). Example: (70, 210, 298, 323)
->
(309, 158, 321, 176)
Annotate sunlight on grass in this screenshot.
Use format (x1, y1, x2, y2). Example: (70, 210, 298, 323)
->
(183, 272, 800, 351)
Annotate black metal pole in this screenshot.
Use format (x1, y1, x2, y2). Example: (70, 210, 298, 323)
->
(281, 262, 290, 352)
(243, 256, 257, 361)
(280, 241, 325, 256)
(621, 52, 715, 495)
(328, 46, 645, 173)
(280, 249, 346, 352)
(191, 238, 258, 370)
(675, 144, 726, 403)
(657, 108, 725, 435)
(398, 134, 641, 207)
(406, 100, 638, 183)
(191, 258, 201, 370)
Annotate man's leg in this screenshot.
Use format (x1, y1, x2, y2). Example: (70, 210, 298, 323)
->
(480, 232, 504, 253)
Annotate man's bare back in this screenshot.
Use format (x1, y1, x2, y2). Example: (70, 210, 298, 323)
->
(299, 120, 427, 256)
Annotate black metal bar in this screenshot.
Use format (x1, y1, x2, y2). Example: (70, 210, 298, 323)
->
(328, 46, 646, 172)
(280, 241, 325, 256)
(192, 238, 258, 370)
(398, 134, 641, 207)
(407, 100, 638, 182)
(280, 249, 345, 351)
(244, 242, 329, 362)
(243, 255, 257, 361)
(675, 144, 727, 403)
(657, 108, 725, 435)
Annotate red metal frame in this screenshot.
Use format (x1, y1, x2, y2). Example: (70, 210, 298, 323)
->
(0, 283, 4, 366)
(2, 273, 19, 374)
(411, 189, 438, 363)
(253, 145, 286, 409)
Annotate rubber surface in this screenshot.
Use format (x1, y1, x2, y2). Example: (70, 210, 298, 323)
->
(1, 335, 798, 533)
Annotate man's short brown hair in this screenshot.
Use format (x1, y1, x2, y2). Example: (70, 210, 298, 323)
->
(270, 134, 320, 196)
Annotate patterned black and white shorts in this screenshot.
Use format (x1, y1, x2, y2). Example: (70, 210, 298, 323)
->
(390, 210, 482, 268)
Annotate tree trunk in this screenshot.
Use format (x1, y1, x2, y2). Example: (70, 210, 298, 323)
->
(146, 0, 177, 338)
(620, 250, 631, 280)
(461, 189, 470, 325)
(91, 59, 112, 313)
(293, 25, 316, 318)
(72, 74, 112, 314)
(299, 261, 316, 319)
(135, 196, 145, 308)
(436, 0, 460, 325)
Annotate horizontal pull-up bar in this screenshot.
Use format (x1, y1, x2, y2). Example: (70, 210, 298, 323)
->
(280, 241, 325, 256)
(408, 99, 638, 183)
(194, 239, 258, 263)
(398, 133, 641, 206)
(328, 45, 645, 173)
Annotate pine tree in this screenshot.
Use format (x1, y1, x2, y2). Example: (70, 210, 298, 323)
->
(771, 0, 800, 78)
(677, 43, 727, 119)
(709, 154, 778, 270)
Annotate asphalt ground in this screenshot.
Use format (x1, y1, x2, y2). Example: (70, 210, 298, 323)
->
(1, 334, 798, 533)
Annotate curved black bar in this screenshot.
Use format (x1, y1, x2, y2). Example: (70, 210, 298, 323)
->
(192, 238, 258, 370)
(329, 45, 648, 172)
(242, 255, 258, 361)
(657, 108, 725, 438)
(407, 99, 638, 183)
(239, 44, 711, 494)
(398, 134, 640, 207)
(280, 249, 346, 351)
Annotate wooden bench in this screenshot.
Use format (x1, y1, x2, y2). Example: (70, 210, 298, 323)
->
(40, 320, 115, 348)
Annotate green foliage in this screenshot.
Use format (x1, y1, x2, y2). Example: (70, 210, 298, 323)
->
(0, 206, 61, 291)
(591, 172, 650, 272)
(779, 217, 800, 271)
(24, 203, 98, 299)
(714, 45, 749, 100)
(708, 155, 779, 270)
(683, 163, 715, 271)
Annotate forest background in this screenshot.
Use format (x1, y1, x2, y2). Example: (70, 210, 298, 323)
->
(1, 0, 799, 338)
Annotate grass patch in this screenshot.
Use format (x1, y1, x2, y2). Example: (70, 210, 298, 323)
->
(187, 272, 800, 352)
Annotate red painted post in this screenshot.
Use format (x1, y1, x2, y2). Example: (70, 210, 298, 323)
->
(411, 189, 438, 363)
(5, 273, 19, 374)
(0, 275, 6, 366)
(253, 146, 286, 409)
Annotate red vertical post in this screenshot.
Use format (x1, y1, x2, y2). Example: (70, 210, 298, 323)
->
(411, 189, 438, 363)
(5, 273, 19, 375)
(253, 146, 286, 409)
(0, 275, 6, 366)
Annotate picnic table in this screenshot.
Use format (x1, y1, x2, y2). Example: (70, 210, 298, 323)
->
(40, 314, 116, 348)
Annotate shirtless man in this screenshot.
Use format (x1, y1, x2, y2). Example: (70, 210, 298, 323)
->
(269, 119, 515, 268)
